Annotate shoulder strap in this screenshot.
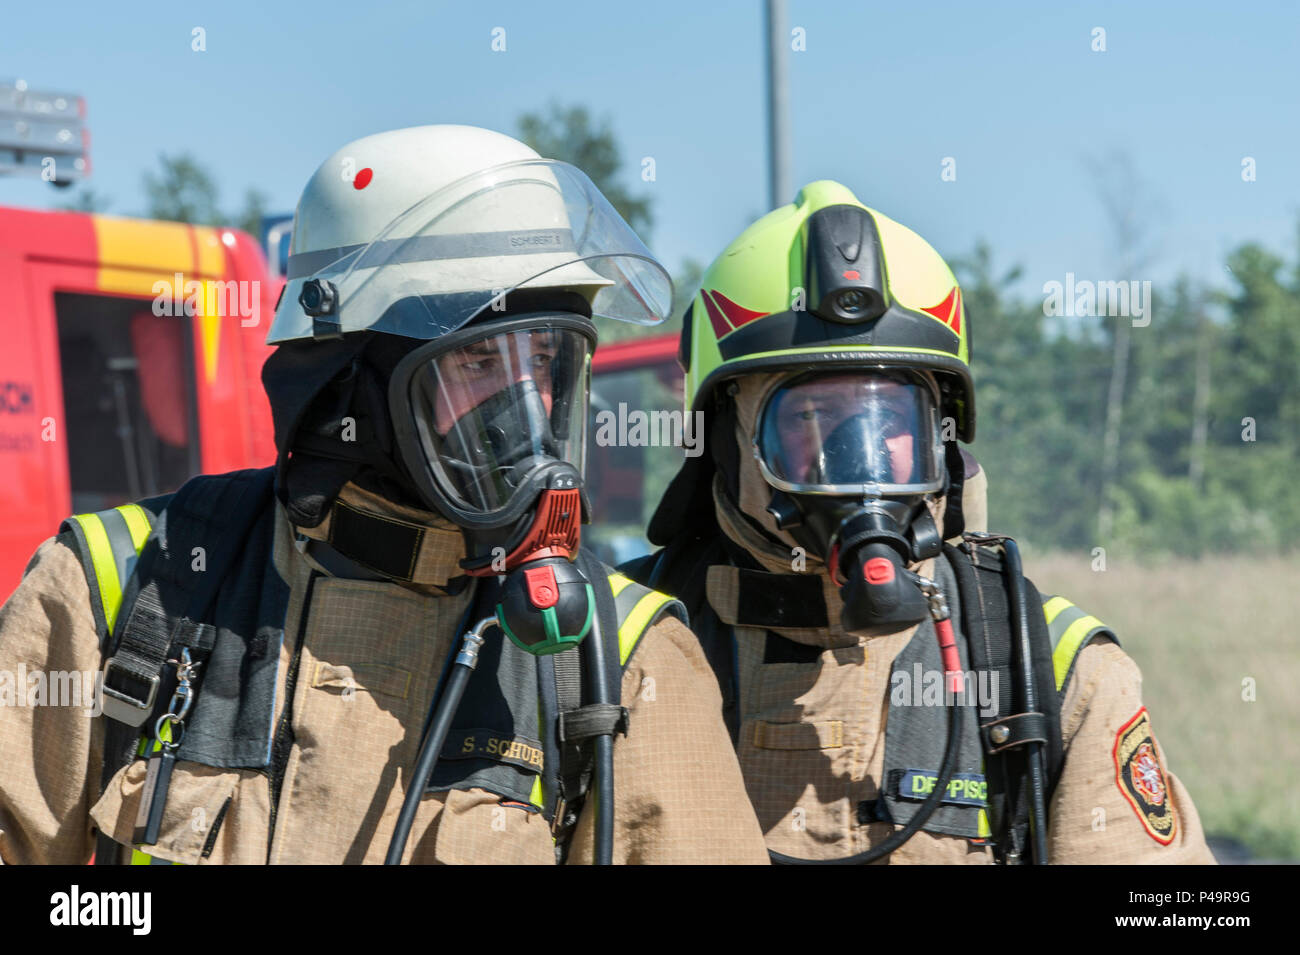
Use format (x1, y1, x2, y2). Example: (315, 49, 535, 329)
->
(98, 468, 274, 728)
(942, 538, 1065, 864)
(619, 535, 738, 741)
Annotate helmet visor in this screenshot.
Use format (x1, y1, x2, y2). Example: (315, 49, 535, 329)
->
(269, 159, 672, 344)
(396, 321, 591, 521)
(756, 370, 944, 495)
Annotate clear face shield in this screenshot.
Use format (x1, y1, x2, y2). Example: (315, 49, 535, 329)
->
(269, 159, 672, 344)
(388, 313, 594, 529)
(755, 369, 945, 498)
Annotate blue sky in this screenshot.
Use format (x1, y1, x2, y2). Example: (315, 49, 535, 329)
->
(3, 0, 1297, 302)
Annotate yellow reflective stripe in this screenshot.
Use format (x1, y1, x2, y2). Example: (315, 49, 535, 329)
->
(137, 718, 173, 756)
(977, 808, 991, 838)
(533, 696, 546, 810)
(72, 513, 124, 633)
(130, 849, 154, 865)
(1052, 614, 1106, 691)
(1042, 596, 1073, 626)
(606, 572, 634, 598)
(617, 590, 672, 666)
(117, 503, 152, 550)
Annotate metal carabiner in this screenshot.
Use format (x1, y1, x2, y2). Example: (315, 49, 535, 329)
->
(168, 647, 201, 688)
(167, 680, 195, 725)
(153, 648, 201, 748)
(906, 570, 951, 622)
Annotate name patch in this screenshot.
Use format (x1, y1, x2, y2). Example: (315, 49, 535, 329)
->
(444, 729, 544, 772)
(897, 769, 988, 807)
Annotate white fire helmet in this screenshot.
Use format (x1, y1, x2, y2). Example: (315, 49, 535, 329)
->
(266, 124, 673, 344)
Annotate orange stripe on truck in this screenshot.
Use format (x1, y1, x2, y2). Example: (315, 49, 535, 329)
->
(90, 216, 229, 385)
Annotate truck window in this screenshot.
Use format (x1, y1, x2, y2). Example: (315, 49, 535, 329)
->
(584, 359, 684, 565)
(55, 292, 200, 513)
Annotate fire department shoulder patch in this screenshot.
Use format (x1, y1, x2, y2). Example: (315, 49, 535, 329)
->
(1113, 707, 1177, 845)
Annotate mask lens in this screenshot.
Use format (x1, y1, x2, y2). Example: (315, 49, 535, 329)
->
(757, 370, 942, 494)
(404, 325, 590, 515)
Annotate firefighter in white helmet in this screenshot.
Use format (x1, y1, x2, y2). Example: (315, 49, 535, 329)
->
(0, 125, 769, 865)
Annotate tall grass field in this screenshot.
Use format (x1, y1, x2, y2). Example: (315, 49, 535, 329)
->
(1027, 550, 1299, 861)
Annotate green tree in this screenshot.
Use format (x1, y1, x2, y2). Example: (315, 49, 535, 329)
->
(141, 156, 272, 242)
(56, 187, 111, 213)
(518, 103, 684, 344)
(517, 103, 653, 239)
(233, 187, 270, 238)
(951, 242, 1101, 549)
(142, 154, 221, 225)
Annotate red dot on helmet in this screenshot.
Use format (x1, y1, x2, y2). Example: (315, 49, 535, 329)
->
(843, 269, 860, 280)
(353, 168, 374, 190)
(864, 557, 895, 585)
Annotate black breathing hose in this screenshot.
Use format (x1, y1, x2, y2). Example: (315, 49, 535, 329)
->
(581, 560, 617, 866)
(384, 617, 494, 865)
(1000, 538, 1049, 865)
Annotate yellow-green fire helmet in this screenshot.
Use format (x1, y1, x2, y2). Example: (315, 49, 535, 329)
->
(647, 181, 974, 546)
(681, 180, 974, 442)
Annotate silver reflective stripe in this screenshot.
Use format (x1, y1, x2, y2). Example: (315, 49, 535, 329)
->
(286, 228, 579, 279)
(97, 506, 140, 599)
(613, 577, 647, 624)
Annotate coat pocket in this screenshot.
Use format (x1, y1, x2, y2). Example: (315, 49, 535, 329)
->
(410, 788, 557, 865)
(89, 758, 264, 864)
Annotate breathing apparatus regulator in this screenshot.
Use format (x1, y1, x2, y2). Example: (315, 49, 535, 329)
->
(756, 367, 952, 640)
(261, 125, 673, 864)
(387, 309, 602, 656)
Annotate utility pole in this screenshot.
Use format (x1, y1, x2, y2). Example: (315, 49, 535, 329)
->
(1189, 294, 1212, 489)
(765, 0, 792, 211)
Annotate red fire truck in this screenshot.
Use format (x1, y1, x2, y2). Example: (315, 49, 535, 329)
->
(0, 207, 280, 597)
(0, 204, 682, 597)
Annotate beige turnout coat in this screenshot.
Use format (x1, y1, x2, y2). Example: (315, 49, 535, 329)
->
(705, 466, 1216, 864)
(0, 482, 769, 865)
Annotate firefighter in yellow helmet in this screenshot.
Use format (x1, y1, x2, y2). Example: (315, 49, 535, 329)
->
(622, 181, 1214, 864)
(0, 125, 768, 865)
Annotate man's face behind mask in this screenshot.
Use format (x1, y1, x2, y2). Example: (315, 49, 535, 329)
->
(765, 374, 920, 486)
(389, 317, 593, 524)
(755, 369, 944, 496)
(431, 328, 561, 434)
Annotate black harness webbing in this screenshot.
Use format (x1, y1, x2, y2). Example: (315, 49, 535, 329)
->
(94, 469, 276, 865)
